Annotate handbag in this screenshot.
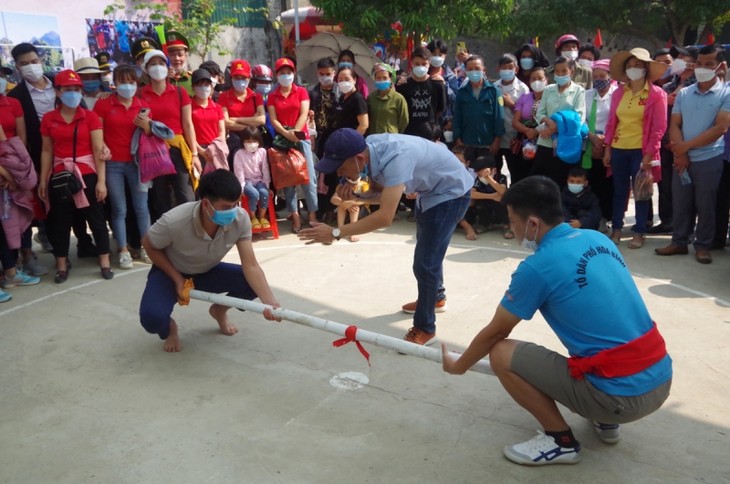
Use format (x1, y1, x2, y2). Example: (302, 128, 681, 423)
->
(49, 123, 83, 201)
(137, 131, 177, 183)
(634, 168, 654, 201)
(267, 147, 309, 189)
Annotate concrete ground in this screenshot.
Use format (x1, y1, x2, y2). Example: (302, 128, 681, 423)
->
(1, 217, 728, 484)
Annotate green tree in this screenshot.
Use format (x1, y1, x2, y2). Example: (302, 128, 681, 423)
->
(104, 0, 237, 58)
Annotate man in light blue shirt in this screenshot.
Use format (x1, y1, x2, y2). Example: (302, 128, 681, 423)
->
(299, 129, 472, 346)
(657, 44, 730, 264)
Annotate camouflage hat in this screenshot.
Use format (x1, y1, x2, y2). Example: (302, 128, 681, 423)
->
(132, 37, 161, 60)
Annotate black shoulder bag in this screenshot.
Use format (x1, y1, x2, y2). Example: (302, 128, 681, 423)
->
(49, 123, 83, 201)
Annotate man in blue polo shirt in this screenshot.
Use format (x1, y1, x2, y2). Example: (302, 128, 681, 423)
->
(656, 44, 730, 264)
(299, 128, 472, 346)
(442, 176, 672, 466)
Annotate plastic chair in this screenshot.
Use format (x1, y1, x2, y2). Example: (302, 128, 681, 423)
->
(241, 191, 279, 239)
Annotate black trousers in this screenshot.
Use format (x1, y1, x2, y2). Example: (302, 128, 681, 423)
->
(47, 173, 111, 258)
(504, 148, 532, 186)
(588, 158, 613, 221)
(713, 159, 730, 248)
(148, 146, 195, 223)
(531, 145, 570, 188)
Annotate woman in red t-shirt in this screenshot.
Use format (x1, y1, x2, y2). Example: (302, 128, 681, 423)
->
(190, 68, 225, 168)
(219, 59, 265, 147)
(38, 70, 112, 283)
(93, 64, 152, 270)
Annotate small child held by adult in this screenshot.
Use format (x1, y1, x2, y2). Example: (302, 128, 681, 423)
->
(330, 172, 381, 242)
(464, 155, 511, 239)
(562, 167, 601, 230)
(233, 127, 271, 230)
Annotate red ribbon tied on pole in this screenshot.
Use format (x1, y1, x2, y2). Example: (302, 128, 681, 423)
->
(332, 326, 371, 366)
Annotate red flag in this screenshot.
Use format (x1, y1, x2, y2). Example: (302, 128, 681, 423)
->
(707, 33, 715, 45)
(594, 29, 603, 49)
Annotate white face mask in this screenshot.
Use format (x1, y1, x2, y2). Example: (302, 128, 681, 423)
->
(625, 67, 646, 81)
(194, 85, 211, 99)
(148, 64, 168, 81)
(277, 73, 294, 87)
(670, 58, 686, 76)
(21, 63, 44, 83)
(318, 74, 334, 86)
(430, 56, 445, 68)
(562, 50, 579, 61)
(530, 80, 546, 93)
(0, 78, 7, 95)
(693, 67, 717, 83)
(244, 142, 259, 153)
(577, 59, 592, 68)
(520, 220, 539, 252)
(338, 80, 354, 93)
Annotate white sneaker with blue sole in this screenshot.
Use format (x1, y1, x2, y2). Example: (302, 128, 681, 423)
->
(503, 431, 582, 466)
(593, 421, 621, 444)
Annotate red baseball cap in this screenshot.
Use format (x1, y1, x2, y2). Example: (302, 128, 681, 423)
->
(229, 59, 251, 78)
(274, 57, 296, 73)
(55, 69, 83, 88)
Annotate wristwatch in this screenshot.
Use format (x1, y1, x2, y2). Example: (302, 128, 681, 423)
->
(332, 228, 341, 241)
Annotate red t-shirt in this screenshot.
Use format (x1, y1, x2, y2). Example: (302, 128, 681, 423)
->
(191, 99, 224, 145)
(0, 95, 23, 139)
(139, 83, 191, 135)
(218, 88, 262, 119)
(40, 107, 102, 175)
(267, 84, 310, 140)
(93, 94, 150, 162)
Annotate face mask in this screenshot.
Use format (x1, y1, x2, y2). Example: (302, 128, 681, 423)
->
(467, 70, 483, 83)
(318, 74, 334, 86)
(430, 56, 444, 68)
(194, 85, 211, 99)
(232, 79, 249, 92)
(412, 66, 429, 78)
(670, 58, 686, 76)
(82, 79, 101, 94)
(530, 80, 546, 92)
(520, 220, 539, 252)
(519, 58, 535, 70)
(693, 67, 717, 83)
(443, 130, 454, 143)
(562, 50, 579, 61)
(244, 142, 259, 153)
(256, 84, 272, 95)
(0, 78, 7, 95)
(625, 68, 645, 81)
(592, 78, 611, 91)
(499, 70, 515, 82)
(338, 80, 354, 93)
(147, 64, 168, 81)
(277, 73, 294, 87)
(338, 62, 353, 70)
(116, 83, 137, 99)
(60, 90, 83, 109)
(554, 74, 571, 86)
(568, 183, 584, 194)
(577, 59, 593, 68)
(374, 80, 391, 91)
(206, 201, 239, 227)
(21, 63, 44, 83)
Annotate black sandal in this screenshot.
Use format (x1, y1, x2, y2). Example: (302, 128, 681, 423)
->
(100, 267, 114, 280)
(54, 270, 68, 284)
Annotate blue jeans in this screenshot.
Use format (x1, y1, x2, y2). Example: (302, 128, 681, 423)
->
(284, 140, 319, 214)
(413, 193, 471, 333)
(611, 148, 649, 233)
(106, 161, 150, 248)
(244, 181, 269, 212)
(139, 263, 257, 340)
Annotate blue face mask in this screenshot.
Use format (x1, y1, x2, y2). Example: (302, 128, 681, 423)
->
(374, 80, 391, 91)
(232, 79, 249, 92)
(256, 83, 272, 95)
(554, 74, 571, 86)
(82, 79, 101, 94)
(567, 183, 584, 194)
(60, 90, 83, 109)
(338, 62, 353, 70)
(499, 70, 515, 82)
(116, 83, 137, 100)
(466, 70, 483, 83)
(519, 57, 535, 70)
(206, 201, 239, 227)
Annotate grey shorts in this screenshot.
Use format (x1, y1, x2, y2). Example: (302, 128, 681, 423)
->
(510, 342, 672, 424)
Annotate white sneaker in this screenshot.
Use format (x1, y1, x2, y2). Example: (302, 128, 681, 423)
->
(139, 247, 152, 264)
(119, 251, 134, 270)
(503, 431, 582, 466)
(592, 421, 621, 444)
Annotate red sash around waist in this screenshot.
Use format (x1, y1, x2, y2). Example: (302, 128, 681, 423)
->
(567, 323, 667, 380)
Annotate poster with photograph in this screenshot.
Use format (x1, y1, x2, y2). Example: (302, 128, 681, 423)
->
(86, 18, 161, 67)
(0, 11, 67, 78)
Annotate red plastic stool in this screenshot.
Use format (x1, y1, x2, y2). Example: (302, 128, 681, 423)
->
(241, 191, 279, 239)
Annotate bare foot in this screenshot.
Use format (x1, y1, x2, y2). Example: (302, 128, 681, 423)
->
(348, 235, 359, 242)
(210, 304, 238, 335)
(163, 320, 182, 352)
(465, 228, 477, 240)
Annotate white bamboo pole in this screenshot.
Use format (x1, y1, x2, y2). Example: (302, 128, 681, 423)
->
(189, 290, 494, 376)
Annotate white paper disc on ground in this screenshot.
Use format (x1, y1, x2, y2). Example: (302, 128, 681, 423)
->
(329, 372, 369, 390)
